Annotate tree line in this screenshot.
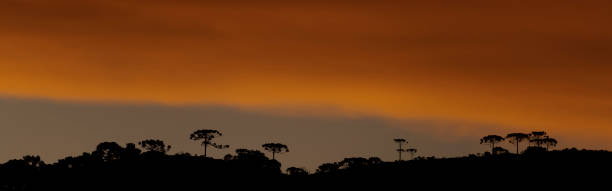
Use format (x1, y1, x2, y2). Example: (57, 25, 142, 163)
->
(1, 127, 610, 190)
(188, 129, 290, 160)
(480, 131, 558, 155)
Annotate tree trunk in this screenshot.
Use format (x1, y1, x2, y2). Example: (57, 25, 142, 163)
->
(516, 142, 519, 155)
(272, 152, 275, 160)
(204, 144, 208, 157)
(399, 143, 403, 161)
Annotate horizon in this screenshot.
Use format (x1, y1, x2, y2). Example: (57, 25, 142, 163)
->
(1, 0, 612, 171)
(0, 96, 598, 170)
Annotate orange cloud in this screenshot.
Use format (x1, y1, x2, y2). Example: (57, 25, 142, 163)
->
(1, 0, 611, 147)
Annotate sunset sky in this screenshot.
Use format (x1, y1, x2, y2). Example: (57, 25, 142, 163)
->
(1, 0, 611, 169)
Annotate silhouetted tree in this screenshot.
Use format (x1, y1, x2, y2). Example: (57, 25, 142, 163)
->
(316, 162, 341, 174)
(92, 142, 124, 161)
(542, 136, 558, 151)
(189, 129, 229, 157)
(21, 155, 45, 167)
(529, 131, 547, 147)
(223, 154, 233, 161)
(122, 143, 141, 160)
(339, 157, 371, 169)
(493, 147, 509, 155)
(394, 138, 407, 161)
(229, 149, 281, 174)
(2, 155, 46, 177)
(506, 133, 530, 154)
(368, 157, 383, 165)
(232, 149, 269, 161)
(523, 146, 547, 154)
(262, 143, 289, 160)
(286, 167, 309, 176)
(326, 157, 384, 171)
(405, 148, 417, 160)
(138, 139, 171, 154)
(480, 135, 504, 154)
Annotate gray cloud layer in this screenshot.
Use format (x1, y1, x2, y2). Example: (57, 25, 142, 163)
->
(0, 97, 509, 170)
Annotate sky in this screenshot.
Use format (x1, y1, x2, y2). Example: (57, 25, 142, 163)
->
(1, 0, 611, 170)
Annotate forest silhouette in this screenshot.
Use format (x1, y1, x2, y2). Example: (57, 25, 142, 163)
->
(0, 129, 610, 190)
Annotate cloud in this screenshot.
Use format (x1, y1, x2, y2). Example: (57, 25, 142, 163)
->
(0, 0, 611, 149)
(0, 0, 216, 37)
(0, 96, 513, 170)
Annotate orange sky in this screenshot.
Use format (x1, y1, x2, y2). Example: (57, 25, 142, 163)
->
(1, 0, 612, 147)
